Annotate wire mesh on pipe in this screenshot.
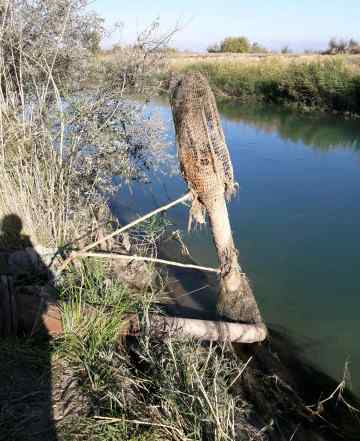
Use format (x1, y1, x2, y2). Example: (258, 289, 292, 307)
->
(169, 73, 237, 227)
(169, 73, 265, 326)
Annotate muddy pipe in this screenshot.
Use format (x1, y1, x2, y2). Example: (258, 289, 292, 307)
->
(0, 277, 266, 343)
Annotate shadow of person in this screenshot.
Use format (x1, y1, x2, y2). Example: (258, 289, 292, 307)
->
(0, 214, 58, 440)
(0, 214, 33, 249)
(0, 214, 54, 285)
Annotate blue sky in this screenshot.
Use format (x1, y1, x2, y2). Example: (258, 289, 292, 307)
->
(91, 0, 360, 52)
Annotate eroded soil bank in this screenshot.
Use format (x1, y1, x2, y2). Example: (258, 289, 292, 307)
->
(1, 232, 359, 441)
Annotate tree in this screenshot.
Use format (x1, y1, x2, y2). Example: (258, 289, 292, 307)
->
(207, 36, 268, 54)
(324, 37, 360, 55)
(327, 37, 347, 54)
(281, 45, 292, 54)
(207, 43, 221, 53)
(348, 38, 360, 54)
(220, 36, 250, 53)
(251, 42, 268, 53)
(83, 28, 104, 55)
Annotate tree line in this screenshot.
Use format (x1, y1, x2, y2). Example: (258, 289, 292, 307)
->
(206, 36, 360, 55)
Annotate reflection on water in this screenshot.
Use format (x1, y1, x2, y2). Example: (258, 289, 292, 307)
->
(113, 99, 360, 393)
(219, 101, 360, 151)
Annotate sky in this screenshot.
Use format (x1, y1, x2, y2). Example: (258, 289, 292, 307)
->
(90, 0, 360, 53)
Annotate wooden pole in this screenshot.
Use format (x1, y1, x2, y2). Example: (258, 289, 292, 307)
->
(204, 195, 264, 325)
(169, 73, 266, 330)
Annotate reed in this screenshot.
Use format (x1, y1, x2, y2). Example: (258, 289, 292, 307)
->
(175, 57, 360, 114)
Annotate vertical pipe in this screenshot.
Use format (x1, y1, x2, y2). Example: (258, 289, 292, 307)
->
(204, 195, 264, 325)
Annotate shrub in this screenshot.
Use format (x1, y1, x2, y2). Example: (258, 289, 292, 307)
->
(325, 37, 360, 55)
(0, 0, 105, 97)
(251, 42, 268, 53)
(207, 43, 221, 53)
(207, 36, 268, 54)
(281, 46, 292, 54)
(220, 36, 250, 53)
(0, 4, 174, 248)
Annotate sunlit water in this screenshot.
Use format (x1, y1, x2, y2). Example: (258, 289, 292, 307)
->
(112, 99, 360, 393)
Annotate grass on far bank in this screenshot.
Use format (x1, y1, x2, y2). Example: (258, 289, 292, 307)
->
(171, 55, 360, 115)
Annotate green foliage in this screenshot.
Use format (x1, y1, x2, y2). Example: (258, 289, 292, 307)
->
(55, 259, 255, 441)
(84, 29, 104, 55)
(181, 59, 360, 115)
(0, 4, 171, 246)
(220, 36, 250, 53)
(281, 45, 292, 54)
(208, 36, 267, 54)
(328, 37, 348, 54)
(207, 42, 221, 53)
(251, 41, 268, 53)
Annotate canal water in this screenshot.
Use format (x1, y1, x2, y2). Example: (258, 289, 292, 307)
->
(112, 99, 360, 393)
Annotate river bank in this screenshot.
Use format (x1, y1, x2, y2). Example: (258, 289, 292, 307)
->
(1, 228, 360, 441)
(1, 6, 360, 435)
(2, 81, 360, 438)
(164, 53, 360, 115)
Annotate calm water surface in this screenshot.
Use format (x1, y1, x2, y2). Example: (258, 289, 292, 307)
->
(113, 99, 360, 392)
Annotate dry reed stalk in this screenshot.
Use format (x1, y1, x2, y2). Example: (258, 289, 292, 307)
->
(74, 251, 220, 274)
(58, 192, 192, 272)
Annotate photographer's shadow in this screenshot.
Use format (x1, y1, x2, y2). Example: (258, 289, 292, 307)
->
(0, 214, 57, 441)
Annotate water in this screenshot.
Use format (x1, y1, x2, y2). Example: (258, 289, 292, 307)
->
(112, 99, 360, 392)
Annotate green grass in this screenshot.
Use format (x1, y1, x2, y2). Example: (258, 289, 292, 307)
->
(2, 257, 360, 440)
(54, 259, 254, 441)
(180, 58, 360, 115)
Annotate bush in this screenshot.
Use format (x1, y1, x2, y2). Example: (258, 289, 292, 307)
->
(0, 4, 173, 248)
(281, 46, 292, 54)
(207, 36, 268, 54)
(325, 37, 360, 55)
(251, 42, 268, 53)
(0, 0, 105, 97)
(220, 36, 250, 53)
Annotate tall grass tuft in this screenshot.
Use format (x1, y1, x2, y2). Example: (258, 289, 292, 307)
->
(56, 260, 256, 440)
(0, 76, 80, 247)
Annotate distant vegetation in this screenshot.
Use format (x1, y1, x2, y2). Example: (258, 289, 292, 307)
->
(281, 46, 292, 54)
(206, 36, 360, 56)
(324, 37, 360, 55)
(178, 58, 360, 115)
(208, 36, 268, 54)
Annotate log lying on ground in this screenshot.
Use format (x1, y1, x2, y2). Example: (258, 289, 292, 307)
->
(124, 313, 267, 343)
(4, 290, 267, 343)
